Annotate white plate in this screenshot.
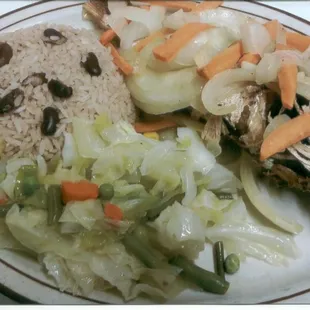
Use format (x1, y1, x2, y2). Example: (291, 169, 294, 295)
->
(1, 0, 310, 305)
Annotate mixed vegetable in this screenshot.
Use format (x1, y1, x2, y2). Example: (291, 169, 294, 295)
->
(90, 0, 310, 190)
(0, 114, 301, 300)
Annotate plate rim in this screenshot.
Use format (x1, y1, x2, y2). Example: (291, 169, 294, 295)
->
(0, 0, 310, 304)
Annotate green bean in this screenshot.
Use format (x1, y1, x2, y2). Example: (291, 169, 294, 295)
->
(213, 241, 225, 279)
(47, 185, 63, 226)
(99, 183, 114, 200)
(122, 233, 167, 269)
(224, 253, 240, 275)
(170, 255, 230, 295)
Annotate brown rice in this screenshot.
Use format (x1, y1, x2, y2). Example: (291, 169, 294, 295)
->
(0, 23, 136, 161)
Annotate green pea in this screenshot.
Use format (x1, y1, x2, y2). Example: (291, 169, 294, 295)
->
(99, 183, 114, 200)
(224, 253, 240, 275)
(22, 176, 40, 197)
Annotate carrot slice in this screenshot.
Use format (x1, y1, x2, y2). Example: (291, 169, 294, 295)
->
(286, 32, 310, 52)
(141, 1, 197, 12)
(191, 1, 223, 12)
(275, 43, 296, 51)
(260, 114, 310, 161)
(238, 53, 261, 65)
(62, 181, 99, 204)
(278, 63, 298, 110)
(104, 203, 123, 221)
(264, 19, 281, 40)
(134, 120, 177, 133)
(153, 23, 214, 62)
(107, 43, 134, 75)
(134, 28, 174, 52)
(100, 29, 117, 46)
(199, 41, 243, 80)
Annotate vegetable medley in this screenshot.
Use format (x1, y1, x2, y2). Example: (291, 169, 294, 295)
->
(97, 0, 310, 162)
(0, 115, 301, 300)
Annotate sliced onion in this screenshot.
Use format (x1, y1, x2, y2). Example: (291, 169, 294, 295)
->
(201, 68, 256, 115)
(174, 29, 216, 66)
(120, 21, 149, 50)
(106, 15, 128, 37)
(126, 67, 204, 114)
(123, 6, 165, 33)
(163, 9, 199, 30)
(194, 27, 234, 68)
(256, 53, 281, 85)
(300, 59, 310, 77)
(274, 49, 303, 65)
(241, 22, 272, 56)
(275, 23, 287, 45)
(263, 114, 290, 139)
(241, 61, 257, 72)
(197, 8, 253, 40)
(240, 152, 303, 234)
(139, 37, 186, 72)
(297, 72, 310, 99)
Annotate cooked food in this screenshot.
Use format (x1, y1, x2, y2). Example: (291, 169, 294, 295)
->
(0, 24, 136, 161)
(0, 0, 309, 303)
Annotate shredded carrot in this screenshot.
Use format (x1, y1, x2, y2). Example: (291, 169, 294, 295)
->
(134, 120, 177, 133)
(104, 203, 123, 221)
(100, 29, 117, 46)
(141, 1, 197, 12)
(277, 63, 298, 110)
(286, 32, 310, 52)
(61, 181, 99, 204)
(153, 23, 214, 62)
(260, 114, 310, 161)
(238, 53, 261, 65)
(134, 28, 174, 52)
(199, 41, 243, 80)
(264, 19, 281, 40)
(107, 43, 133, 75)
(275, 43, 296, 51)
(191, 1, 223, 12)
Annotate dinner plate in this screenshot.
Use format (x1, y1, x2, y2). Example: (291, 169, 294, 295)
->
(1, 0, 310, 305)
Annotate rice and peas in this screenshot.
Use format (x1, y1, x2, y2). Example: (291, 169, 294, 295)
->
(0, 24, 136, 161)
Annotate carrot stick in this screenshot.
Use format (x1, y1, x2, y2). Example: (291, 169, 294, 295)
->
(264, 19, 281, 40)
(104, 203, 123, 221)
(191, 1, 223, 12)
(134, 28, 174, 52)
(153, 23, 214, 62)
(141, 1, 197, 12)
(238, 53, 261, 65)
(278, 63, 297, 110)
(260, 114, 310, 161)
(286, 32, 310, 52)
(61, 181, 99, 204)
(275, 43, 296, 51)
(199, 41, 243, 80)
(134, 120, 177, 133)
(107, 43, 134, 75)
(100, 29, 117, 46)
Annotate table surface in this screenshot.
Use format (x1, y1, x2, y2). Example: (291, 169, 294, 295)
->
(0, 0, 310, 305)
